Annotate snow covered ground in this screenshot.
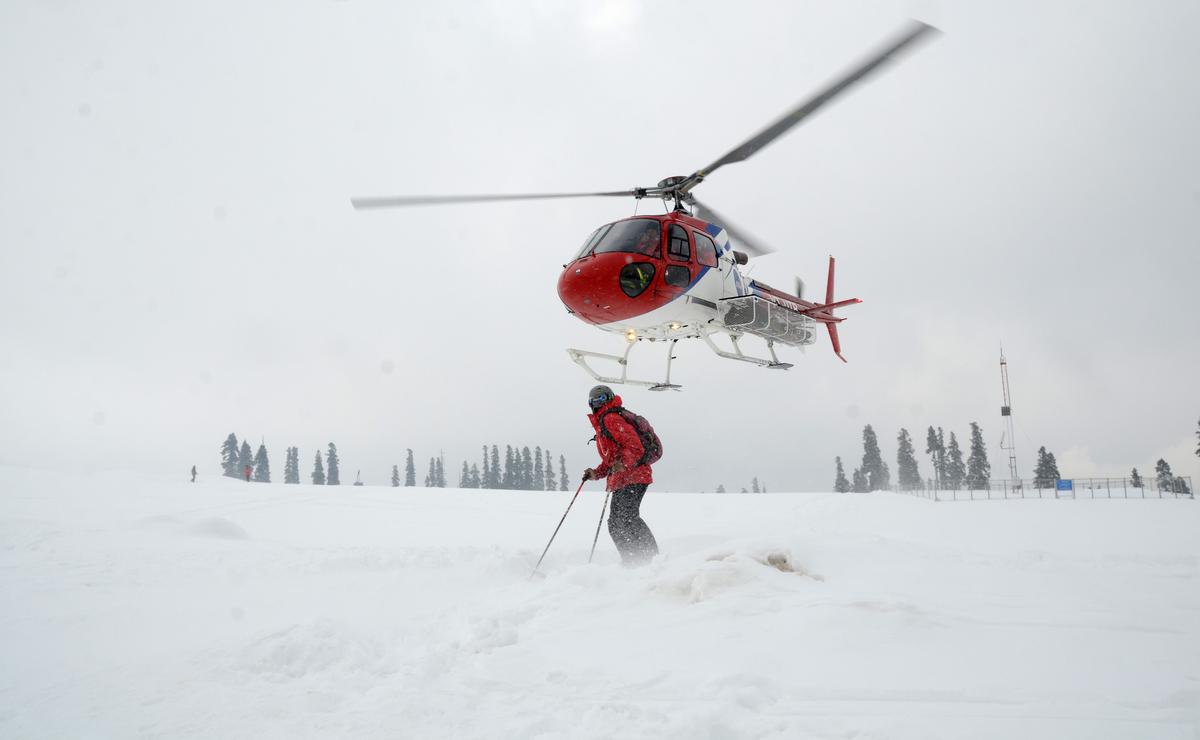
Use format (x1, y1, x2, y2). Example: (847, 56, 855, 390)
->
(1, 467, 1197, 739)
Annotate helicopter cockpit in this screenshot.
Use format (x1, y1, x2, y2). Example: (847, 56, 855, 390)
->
(574, 218, 662, 259)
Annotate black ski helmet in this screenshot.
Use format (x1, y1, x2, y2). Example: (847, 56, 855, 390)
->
(588, 385, 614, 411)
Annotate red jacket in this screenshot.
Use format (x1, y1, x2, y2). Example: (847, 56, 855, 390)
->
(587, 395, 653, 491)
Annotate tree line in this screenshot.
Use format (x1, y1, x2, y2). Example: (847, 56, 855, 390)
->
(712, 477, 767, 494)
(390, 445, 571, 491)
(832, 423, 1055, 492)
(833, 422, 1193, 493)
(217, 434, 570, 491)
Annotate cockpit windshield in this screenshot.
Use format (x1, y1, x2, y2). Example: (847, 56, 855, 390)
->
(593, 219, 662, 257)
(574, 224, 611, 259)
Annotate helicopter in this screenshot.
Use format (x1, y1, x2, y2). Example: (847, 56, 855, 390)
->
(353, 20, 937, 390)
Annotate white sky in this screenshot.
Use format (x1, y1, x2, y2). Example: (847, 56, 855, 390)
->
(1, 0, 1197, 491)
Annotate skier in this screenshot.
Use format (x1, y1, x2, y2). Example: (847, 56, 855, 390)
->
(243, 464, 252, 482)
(582, 385, 659, 566)
(190, 465, 197, 483)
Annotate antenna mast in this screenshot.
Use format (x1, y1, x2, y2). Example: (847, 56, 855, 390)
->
(999, 346, 1019, 482)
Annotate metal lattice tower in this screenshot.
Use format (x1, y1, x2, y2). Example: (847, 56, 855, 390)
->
(999, 347, 1019, 482)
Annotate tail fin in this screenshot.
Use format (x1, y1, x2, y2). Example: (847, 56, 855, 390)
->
(825, 256, 847, 362)
(826, 254, 836, 306)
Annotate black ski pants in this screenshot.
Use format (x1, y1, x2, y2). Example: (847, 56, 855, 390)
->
(608, 483, 658, 566)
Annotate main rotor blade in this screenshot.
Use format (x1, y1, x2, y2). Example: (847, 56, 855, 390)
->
(691, 20, 938, 183)
(692, 198, 775, 258)
(351, 190, 638, 210)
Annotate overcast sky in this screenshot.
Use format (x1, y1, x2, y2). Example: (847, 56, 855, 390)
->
(2, 0, 1197, 491)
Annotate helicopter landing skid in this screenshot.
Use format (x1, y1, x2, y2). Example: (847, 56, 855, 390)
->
(567, 339, 683, 391)
(700, 332, 793, 370)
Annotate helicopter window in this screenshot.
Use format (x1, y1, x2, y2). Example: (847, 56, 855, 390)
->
(664, 264, 690, 288)
(619, 262, 656, 297)
(593, 218, 661, 257)
(667, 224, 691, 261)
(693, 230, 718, 267)
(575, 224, 612, 259)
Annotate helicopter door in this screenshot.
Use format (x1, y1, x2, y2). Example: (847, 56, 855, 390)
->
(663, 224, 693, 288)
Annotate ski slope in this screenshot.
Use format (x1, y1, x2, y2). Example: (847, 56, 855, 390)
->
(1, 466, 1197, 739)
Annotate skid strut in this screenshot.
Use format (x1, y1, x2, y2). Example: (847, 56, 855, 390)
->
(566, 338, 682, 391)
(699, 332, 793, 369)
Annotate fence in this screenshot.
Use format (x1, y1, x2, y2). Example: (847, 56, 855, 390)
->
(894, 476, 1194, 502)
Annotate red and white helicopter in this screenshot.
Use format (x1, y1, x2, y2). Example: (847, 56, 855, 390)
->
(354, 21, 936, 390)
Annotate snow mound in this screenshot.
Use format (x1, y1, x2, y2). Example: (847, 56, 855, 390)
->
(649, 546, 822, 604)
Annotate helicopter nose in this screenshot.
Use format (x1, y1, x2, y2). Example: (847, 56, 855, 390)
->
(558, 253, 644, 325)
(558, 258, 610, 324)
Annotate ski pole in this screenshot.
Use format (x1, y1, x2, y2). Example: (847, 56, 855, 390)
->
(530, 479, 585, 578)
(588, 490, 610, 564)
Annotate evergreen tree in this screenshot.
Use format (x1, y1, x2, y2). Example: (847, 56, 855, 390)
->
(253, 443, 270, 483)
(490, 445, 501, 489)
(559, 454, 569, 491)
(937, 427, 946, 478)
(1155, 459, 1174, 490)
(221, 433, 240, 478)
(544, 449, 556, 491)
(468, 463, 481, 488)
(1045, 450, 1060, 483)
(502, 446, 514, 489)
(751, 477, 760, 493)
(311, 451, 325, 485)
(1196, 418, 1200, 458)
(520, 447, 533, 490)
(391, 464, 400, 487)
(481, 446, 490, 490)
(1130, 467, 1144, 488)
(716, 484, 726, 493)
(860, 425, 890, 491)
(740, 487, 748, 494)
(851, 467, 869, 493)
(425, 457, 436, 487)
(1033, 446, 1061, 488)
(238, 441, 253, 479)
(325, 443, 341, 485)
(833, 456, 851, 493)
(436, 455, 445, 487)
(534, 446, 544, 491)
(924, 426, 945, 486)
(1033, 447, 1049, 488)
(460, 461, 470, 488)
(286, 447, 301, 484)
(896, 428, 920, 490)
(965, 422, 990, 490)
(944, 432, 966, 489)
(404, 449, 416, 487)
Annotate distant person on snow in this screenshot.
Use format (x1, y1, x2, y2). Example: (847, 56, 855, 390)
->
(243, 465, 252, 482)
(190, 465, 197, 483)
(582, 385, 660, 566)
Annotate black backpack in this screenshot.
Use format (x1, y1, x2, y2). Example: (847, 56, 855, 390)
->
(597, 407, 663, 467)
